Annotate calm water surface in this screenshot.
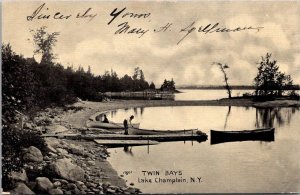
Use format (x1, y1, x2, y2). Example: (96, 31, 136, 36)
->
(106, 106, 300, 193)
(175, 89, 253, 100)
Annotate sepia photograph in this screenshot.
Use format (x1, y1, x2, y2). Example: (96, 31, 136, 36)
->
(1, 0, 300, 194)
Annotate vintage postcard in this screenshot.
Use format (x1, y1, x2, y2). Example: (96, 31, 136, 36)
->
(2, 0, 300, 194)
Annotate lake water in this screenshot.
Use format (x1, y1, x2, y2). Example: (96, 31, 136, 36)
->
(106, 106, 300, 193)
(175, 89, 253, 101)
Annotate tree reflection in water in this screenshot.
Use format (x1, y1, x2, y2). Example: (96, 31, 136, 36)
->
(255, 107, 299, 128)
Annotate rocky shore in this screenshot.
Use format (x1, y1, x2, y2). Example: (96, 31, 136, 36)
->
(8, 98, 300, 194)
(9, 104, 141, 194)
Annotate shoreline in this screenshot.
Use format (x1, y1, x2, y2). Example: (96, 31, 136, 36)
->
(58, 98, 299, 192)
(12, 98, 298, 194)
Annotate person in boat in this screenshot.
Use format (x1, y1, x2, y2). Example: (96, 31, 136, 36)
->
(102, 114, 109, 123)
(95, 114, 101, 121)
(129, 115, 134, 127)
(123, 115, 135, 135)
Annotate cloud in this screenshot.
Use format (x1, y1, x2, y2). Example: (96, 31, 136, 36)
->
(3, 1, 300, 86)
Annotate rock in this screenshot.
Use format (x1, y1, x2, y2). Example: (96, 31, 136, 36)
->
(23, 122, 34, 129)
(45, 138, 62, 149)
(34, 126, 44, 133)
(23, 146, 43, 162)
(92, 188, 100, 193)
(53, 181, 62, 187)
(27, 181, 36, 190)
(67, 183, 77, 190)
(48, 188, 64, 194)
(44, 156, 51, 161)
(9, 169, 28, 183)
(75, 181, 84, 189)
(47, 145, 57, 153)
(48, 158, 85, 181)
(35, 177, 53, 193)
(106, 188, 116, 194)
(56, 148, 68, 155)
(49, 152, 58, 157)
(68, 144, 86, 156)
(86, 182, 97, 188)
(72, 188, 83, 194)
(102, 181, 111, 188)
(87, 160, 95, 166)
(53, 179, 69, 185)
(45, 125, 68, 134)
(10, 182, 35, 194)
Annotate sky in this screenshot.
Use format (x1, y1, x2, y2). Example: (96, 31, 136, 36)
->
(3, 1, 300, 86)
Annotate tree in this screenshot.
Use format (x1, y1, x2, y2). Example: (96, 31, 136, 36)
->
(30, 26, 60, 64)
(213, 62, 232, 99)
(254, 53, 293, 97)
(160, 79, 176, 91)
(149, 82, 156, 90)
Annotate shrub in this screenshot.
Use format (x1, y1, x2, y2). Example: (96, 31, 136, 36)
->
(2, 127, 46, 190)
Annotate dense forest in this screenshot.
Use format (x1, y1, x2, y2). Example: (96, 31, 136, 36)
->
(2, 43, 170, 113)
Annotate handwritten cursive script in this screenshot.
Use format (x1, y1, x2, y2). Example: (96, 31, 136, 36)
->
(177, 21, 264, 44)
(27, 3, 97, 22)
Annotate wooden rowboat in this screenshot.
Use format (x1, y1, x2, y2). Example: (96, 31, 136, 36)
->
(127, 128, 199, 135)
(85, 125, 201, 136)
(87, 121, 140, 129)
(211, 128, 275, 144)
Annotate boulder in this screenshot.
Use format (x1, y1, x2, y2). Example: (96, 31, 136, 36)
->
(45, 125, 68, 134)
(35, 177, 53, 193)
(47, 145, 57, 153)
(53, 181, 62, 187)
(48, 158, 85, 181)
(56, 148, 68, 155)
(48, 188, 64, 194)
(23, 146, 43, 162)
(9, 169, 28, 183)
(68, 144, 86, 156)
(10, 182, 35, 194)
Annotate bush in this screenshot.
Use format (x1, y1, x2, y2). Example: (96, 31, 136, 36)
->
(2, 127, 46, 190)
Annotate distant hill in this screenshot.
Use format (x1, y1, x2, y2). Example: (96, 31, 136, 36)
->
(178, 85, 300, 90)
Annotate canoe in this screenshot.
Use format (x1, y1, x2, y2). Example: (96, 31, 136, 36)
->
(127, 128, 199, 135)
(87, 121, 140, 129)
(94, 139, 159, 146)
(210, 128, 275, 144)
(85, 125, 201, 136)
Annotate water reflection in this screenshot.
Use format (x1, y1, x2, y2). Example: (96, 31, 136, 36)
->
(107, 106, 300, 193)
(223, 106, 231, 129)
(255, 107, 299, 128)
(123, 146, 134, 156)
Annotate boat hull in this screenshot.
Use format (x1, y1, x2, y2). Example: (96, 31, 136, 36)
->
(128, 128, 197, 135)
(87, 122, 140, 129)
(211, 128, 275, 144)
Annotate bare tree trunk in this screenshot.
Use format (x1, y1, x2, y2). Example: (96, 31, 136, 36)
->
(220, 66, 232, 99)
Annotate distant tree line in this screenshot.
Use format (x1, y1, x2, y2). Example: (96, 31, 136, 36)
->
(2, 44, 163, 110)
(2, 26, 178, 124)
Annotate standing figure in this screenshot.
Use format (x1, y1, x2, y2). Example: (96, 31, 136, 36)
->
(102, 114, 109, 123)
(123, 115, 135, 135)
(123, 119, 128, 135)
